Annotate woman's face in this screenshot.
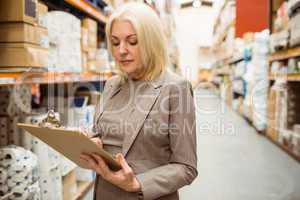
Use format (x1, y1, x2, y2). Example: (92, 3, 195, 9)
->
(111, 20, 143, 78)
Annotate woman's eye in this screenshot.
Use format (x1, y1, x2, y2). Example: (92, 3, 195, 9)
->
(129, 40, 138, 46)
(112, 41, 120, 46)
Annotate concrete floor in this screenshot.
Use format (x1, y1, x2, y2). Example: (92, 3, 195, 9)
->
(180, 89, 300, 200)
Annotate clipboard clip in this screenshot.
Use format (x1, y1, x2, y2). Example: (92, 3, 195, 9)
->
(38, 109, 62, 128)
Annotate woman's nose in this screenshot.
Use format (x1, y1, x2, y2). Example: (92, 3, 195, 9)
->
(119, 41, 128, 55)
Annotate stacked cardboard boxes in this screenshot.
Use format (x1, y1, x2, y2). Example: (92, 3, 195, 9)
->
(267, 88, 279, 141)
(81, 18, 111, 73)
(0, 0, 49, 68)
(81, 18, 98, 72)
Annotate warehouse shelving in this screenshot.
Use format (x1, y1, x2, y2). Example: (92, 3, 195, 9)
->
(0, 71, 114, 86)
(74, 181, 95, 200)
(64, 0, 108, 23)
(268, 46, 300, 62)
(267, 45, 300, 162)
(269, 73, 300, 81)
(213, 0, 234, 34)
(266, 135, 300, 163)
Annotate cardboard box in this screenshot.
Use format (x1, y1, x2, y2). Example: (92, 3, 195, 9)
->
(0, 23, 47, 45)
(87, 61, 97, 72)
(38, 1, 48, 16)
(37, 1, 48, 26)
(81, 27, 89, 52)
(87, 48, 97, 60)
(82, 52, 88, 72)
(88, 31, 97, 48)
(82, 18, 97, 34)
(82, 18, 98, 48)
(0, 43, 48, 67)
(63, 170, 77, 200)
(0, 0, 38, 25)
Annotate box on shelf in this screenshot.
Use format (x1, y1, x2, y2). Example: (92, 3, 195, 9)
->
(0, 43, 48, 67)
(37, 1, 48, 26)
(267, 89, 279, 141)
(82, 18, 98, 48)
(88, 32, 97, 48)
(82, 18, 97, 34)
(63, 170, 78, 200)
(0, 23, 48, 46)
(81, 27, 89, 52)
(82, 52, 88, 72)
(87, 61, 97, 72)
(87, 48, 97, 61)
(289, 11, 300, 47)
(0, 0, 38, 25)
(38, 1, 48, 16)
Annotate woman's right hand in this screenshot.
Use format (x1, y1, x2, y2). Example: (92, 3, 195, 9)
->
(90, 137, 103, 148)
(80, 129, 103, 148)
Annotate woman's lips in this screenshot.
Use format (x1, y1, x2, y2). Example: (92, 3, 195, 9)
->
(120, 60, 133, 65)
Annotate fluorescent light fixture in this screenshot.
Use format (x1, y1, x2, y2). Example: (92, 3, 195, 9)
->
(192, 0, 201, 8)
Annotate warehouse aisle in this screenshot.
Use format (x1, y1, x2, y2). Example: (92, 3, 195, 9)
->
(180, 89, 300, 200)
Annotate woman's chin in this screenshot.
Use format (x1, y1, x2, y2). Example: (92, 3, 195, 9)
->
(120, 66, 135, 75)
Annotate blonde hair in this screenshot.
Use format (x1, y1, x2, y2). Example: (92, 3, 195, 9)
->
(105, 2, 169, 81)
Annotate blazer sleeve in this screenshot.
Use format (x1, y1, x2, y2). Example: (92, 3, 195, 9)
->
(136, 80, 198, 200)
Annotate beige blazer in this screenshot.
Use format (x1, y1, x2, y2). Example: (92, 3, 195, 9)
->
(93, 69, 198, 200)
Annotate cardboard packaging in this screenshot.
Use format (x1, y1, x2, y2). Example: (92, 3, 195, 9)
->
(38, 1, 48, 16)
(0, 23, 48, 46)
(87, 48, 97, 60)
(0, 0, 38, 25)
(0, 43, 48, 67)
(82, 18, 98, 48)
(63, 170, 77, 200)
(81, 27, 89, 52)
(82, 18, 97, 34)
(88, 32, 97, 48)
(82, 52, 88, 72)
(37, 1, 48, 26)
(87, 61, 97, 72)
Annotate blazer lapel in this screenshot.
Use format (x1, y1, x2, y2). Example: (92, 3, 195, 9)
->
(95, 77, 122, 126)
(122, 71, 166, 156)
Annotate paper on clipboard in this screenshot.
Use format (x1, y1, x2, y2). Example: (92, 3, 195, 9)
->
(17, 123, 122, 171)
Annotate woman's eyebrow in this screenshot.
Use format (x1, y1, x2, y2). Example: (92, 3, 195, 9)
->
(111, 34, 137, 39)
(126, 34, 137, 39)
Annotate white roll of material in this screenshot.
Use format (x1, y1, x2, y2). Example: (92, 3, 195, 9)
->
(0, 181, 8, 195)
(0, 146, 25, 168)
(27, 181, 41, 200)
(10, 181, 30, 200)
(7, 117, 21, 145)
(0, 117, 8, 147)
(0, 167, 8, 182)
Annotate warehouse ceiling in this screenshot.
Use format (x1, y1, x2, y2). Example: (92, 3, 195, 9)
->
(181, 0, 214, 8)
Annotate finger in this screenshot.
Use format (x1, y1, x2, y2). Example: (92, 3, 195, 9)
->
(117, 154, 133, 177)
(79, 128, 89, 137)
(91, 138, 103, 148)
(91, 154, 111, 174)
(82, 154, 108, 178)
(80, 154, 98, 170)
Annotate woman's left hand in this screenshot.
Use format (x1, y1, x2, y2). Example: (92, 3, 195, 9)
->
(80, 153, 141, 193)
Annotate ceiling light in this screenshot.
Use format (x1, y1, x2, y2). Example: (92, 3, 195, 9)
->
(192, 0, 201, 8)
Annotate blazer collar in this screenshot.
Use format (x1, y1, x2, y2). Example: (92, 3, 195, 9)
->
(109, 69, 166, 99)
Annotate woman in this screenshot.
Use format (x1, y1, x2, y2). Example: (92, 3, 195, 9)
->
(80, 2, 198, 200)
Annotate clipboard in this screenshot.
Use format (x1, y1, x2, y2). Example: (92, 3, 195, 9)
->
(17, 123, 122, 171)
